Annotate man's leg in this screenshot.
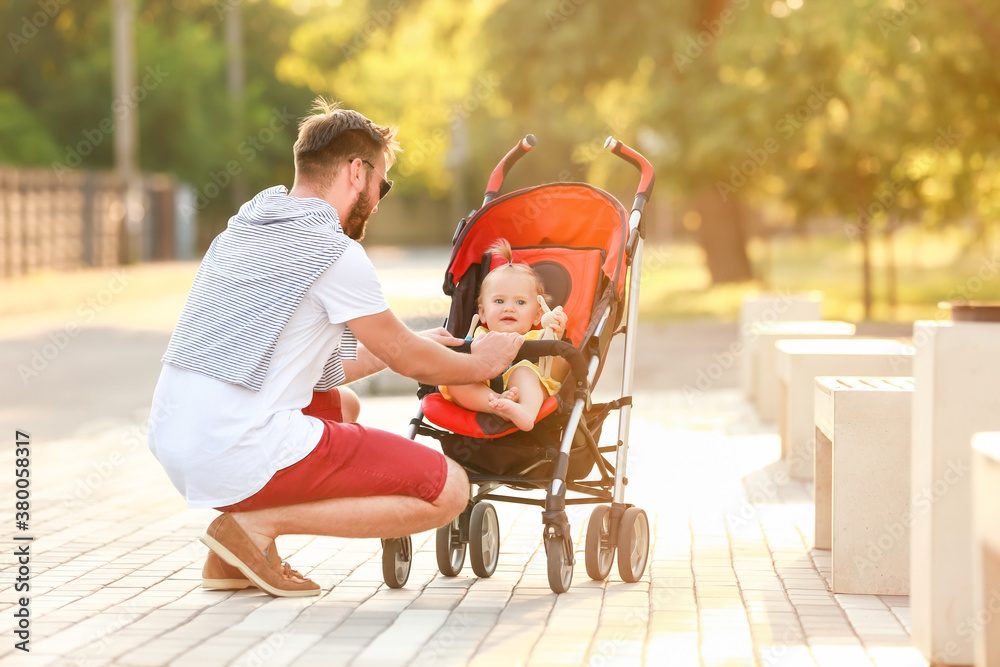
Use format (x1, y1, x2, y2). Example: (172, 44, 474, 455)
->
(304, 387, 361, 423)
(230, 456, 469, 550)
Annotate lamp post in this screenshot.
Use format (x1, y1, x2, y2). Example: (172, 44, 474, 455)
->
(112, 0, 142, 263)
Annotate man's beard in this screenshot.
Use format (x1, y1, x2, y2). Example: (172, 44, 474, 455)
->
(342, 188, 373, 241)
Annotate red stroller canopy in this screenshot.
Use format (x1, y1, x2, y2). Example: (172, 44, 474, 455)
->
(445, 183, 629, 299)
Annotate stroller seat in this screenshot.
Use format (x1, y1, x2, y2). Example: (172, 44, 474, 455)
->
(421, 242, 604, 438)
(420, 393, 559, 438)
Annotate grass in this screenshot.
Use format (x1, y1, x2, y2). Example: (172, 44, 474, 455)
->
(639, 226, 1000, 323)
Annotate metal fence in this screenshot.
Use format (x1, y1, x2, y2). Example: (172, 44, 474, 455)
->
(0, 168, 195, 278)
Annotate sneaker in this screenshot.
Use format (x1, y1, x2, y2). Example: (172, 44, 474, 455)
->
(202, 540, 309, 590)
(200, 513, 320, 597)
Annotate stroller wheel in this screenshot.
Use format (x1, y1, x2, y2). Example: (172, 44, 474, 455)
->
(436, 518, 466, 577)
(469, 502, 500, 578)
(585, 505, 615, 581)
(381, 536, 412, 589)
(616, 507, 650, 583)
(545, 535, 574, 594)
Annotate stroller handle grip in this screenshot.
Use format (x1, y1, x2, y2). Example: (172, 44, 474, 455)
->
(484, 134, 537, 204)
(604, 137, 655, 206)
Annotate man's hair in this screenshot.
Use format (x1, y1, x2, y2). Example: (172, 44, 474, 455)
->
(293, 97, 401, 184)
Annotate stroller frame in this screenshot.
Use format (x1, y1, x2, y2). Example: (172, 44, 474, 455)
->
(380, 135, 655, 594)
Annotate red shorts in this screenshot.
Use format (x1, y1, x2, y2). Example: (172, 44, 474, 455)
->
(215, 389, 448, 512)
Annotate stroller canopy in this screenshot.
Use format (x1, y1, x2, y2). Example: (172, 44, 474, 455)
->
(445, 183, 629, 300)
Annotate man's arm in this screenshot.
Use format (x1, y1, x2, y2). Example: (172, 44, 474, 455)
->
(341, 328, 461, 384)
(347, 310, 521, 385)
(341, 344, 387, 384)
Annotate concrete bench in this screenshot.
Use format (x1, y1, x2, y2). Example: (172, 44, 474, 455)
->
(752, 321, 856, 423)
(813, 376, 913, 595)
(739, 291, 823, 399)
(973, 432, 1000, 667)
(911, 321, 1000, 666)
(776, 338, 914, 480)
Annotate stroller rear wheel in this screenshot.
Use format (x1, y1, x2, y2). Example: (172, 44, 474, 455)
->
(545, 535, 574, 594)
(469, 502, 500, 578)
(616, 507, 649, 583)
(585, 505, 615, 581)
(381, 536, 412, 589)
(436, 517, 466, 577)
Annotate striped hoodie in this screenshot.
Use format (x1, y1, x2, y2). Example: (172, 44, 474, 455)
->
(162, 186, 357, 392)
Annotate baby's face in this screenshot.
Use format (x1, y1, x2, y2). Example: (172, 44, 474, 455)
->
(479, 273, 542, 334)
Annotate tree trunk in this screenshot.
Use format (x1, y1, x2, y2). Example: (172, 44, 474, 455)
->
(860, 214, 873, 320)
(885, 217, 897, 317)
(693, 189, 754, 284)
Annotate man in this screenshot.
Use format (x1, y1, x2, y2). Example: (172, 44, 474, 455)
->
(148, 99, 521, 597)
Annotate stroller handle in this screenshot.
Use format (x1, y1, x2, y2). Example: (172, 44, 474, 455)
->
(604, 137, 655, 209)
(449, 338, 590, 398)
(484, 134, 537, 204)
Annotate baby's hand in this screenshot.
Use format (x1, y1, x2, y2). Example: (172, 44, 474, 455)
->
(538, 295, 568, 339)
(546, 307, 567, 339)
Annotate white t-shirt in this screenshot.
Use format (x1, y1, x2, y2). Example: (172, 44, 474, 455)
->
(148, 243, 389, 508)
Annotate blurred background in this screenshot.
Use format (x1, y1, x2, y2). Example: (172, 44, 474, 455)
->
(1, 0, 999, 323)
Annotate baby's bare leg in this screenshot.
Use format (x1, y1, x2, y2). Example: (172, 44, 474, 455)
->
(445, 383, 499, 413)
(488, 367, 546, 431)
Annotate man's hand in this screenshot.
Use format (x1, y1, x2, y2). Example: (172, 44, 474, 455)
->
(419, 327, 464, 347)
(471, 330, 523, 378)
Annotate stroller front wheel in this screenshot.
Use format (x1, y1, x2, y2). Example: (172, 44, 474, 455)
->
(381, 536, 412, 589)
(436, 518, 466, 577)
(545, 535, 574, 594)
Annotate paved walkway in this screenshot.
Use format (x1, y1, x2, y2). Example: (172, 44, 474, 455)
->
(0, 387, 929, 666)
(0, 257, 925, 666)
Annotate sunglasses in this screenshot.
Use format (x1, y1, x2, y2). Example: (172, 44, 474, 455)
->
(356, 159, 393, 200)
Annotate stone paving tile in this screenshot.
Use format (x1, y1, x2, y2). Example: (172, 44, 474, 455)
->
(6, 389, 943, 665)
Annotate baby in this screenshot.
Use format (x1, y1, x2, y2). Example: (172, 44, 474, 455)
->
(442, 239, 569, 431)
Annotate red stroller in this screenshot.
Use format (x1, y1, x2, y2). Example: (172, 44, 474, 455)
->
(380, 135, 655, 594)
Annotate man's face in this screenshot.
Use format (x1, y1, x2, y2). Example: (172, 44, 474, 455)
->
(341, 156, 387, 241)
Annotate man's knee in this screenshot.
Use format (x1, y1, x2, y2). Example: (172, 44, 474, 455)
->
(339, 387, 361, 423)
(435, 458, 469, 521)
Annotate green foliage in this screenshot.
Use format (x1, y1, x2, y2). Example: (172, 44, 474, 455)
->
(0, 91, 61, 164)
(3, 0, 1000, 244)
